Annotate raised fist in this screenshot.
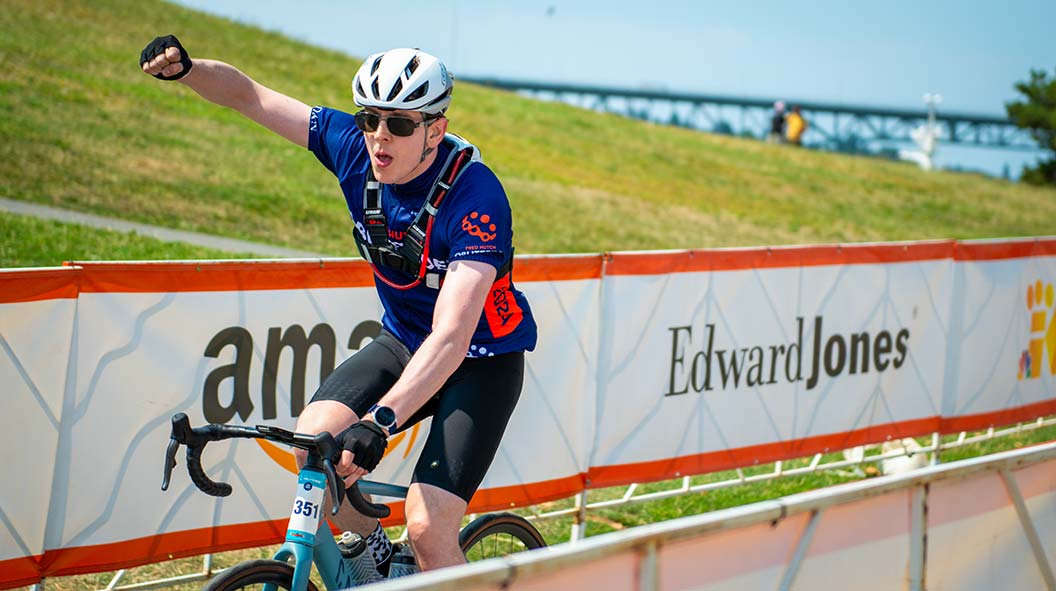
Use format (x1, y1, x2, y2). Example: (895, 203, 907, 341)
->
(140, 35, 193, 81)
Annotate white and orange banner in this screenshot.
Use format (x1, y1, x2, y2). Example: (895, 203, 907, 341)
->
(1, 239, 1054, 588)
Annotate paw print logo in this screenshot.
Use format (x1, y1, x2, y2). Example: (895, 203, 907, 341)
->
(1019, 279, 1056, 380)
(461, 211, 497, 243)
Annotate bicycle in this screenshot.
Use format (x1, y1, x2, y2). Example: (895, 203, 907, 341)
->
(161, 413, 547, 590)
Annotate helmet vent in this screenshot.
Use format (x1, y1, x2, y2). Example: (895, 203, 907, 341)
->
(371, 78, 380, 99)
(386, 78, 404, 101)
(355, 80, 366, 98)
(406, 82, 429, 102)
(404, 56, 420, 79)
(369, 57, 382, 76)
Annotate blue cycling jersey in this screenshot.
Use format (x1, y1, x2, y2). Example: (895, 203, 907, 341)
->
(308, 106, 537, 357)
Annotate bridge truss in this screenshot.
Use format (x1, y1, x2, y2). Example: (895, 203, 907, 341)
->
(463, 77, 1038, 154)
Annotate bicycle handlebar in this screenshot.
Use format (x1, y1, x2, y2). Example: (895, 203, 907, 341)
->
(162, 413, 392, 519)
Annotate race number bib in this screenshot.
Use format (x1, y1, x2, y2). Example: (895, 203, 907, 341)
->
(286, 469, 327, 543)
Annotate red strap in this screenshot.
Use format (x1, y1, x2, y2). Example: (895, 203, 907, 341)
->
(368, 148, 472, 290)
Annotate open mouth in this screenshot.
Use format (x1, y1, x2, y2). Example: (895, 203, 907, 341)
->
(374, 151, 393, 168)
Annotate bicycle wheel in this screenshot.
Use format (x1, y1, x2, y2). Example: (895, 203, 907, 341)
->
(459, 512, 546, 562)
(202, 559, 319, 591)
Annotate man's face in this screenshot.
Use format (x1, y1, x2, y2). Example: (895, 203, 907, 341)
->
(360, 108, 446, 185)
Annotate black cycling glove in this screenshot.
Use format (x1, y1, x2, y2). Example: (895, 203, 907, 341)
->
(140, 34, 193, 81)
(337, 421, 388, 472)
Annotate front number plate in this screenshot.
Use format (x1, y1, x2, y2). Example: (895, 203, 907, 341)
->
(286, 469, 326, 544)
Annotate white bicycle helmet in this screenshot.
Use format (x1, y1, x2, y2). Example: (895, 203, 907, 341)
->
(352, 48, 453, 115)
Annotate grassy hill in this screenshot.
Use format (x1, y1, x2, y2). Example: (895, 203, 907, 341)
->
(2, 0, 1055, 268)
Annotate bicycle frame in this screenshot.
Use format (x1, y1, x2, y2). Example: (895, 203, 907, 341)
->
(267, 454, 408, 591)
(162, 414, 543, 590)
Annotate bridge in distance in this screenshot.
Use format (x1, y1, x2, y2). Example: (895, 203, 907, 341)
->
(462, 77, 1036, 156)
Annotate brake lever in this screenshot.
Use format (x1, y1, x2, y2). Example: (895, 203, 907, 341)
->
(161, 437, 180, 491)
(312, 432, 346, 515)
(322, 458, 345, 516)
(162, 413, 194, 491)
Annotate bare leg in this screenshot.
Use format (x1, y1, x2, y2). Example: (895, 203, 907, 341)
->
(404, 482, 468, 570)
(293, 400, 377, 535)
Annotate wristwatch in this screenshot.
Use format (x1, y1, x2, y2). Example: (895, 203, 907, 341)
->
(367, 403, 398, 434)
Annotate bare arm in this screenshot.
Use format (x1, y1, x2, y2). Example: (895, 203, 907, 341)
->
(369, 260, 499, 426)
(141, 42, 311, 147)
(334, 259, 498, 481)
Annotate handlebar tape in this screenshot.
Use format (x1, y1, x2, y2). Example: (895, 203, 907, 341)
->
(346, 482, 391, 519)
(186, 444, 232, 497)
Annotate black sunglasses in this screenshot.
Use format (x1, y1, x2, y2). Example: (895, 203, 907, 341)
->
(353, 110, 437, 137)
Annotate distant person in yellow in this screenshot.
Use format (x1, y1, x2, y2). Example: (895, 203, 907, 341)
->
(785, 105, 807, 146)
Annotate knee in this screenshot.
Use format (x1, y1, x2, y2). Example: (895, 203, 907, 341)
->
(403, 512, 445, 553)
(292, 447, 310, 469)
(292, 401, 360, 467)
(405, 510, 456, 554)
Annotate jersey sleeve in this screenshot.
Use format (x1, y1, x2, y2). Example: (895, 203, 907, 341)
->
(440, 164, 512, 272)
(307, 106, 365, 180)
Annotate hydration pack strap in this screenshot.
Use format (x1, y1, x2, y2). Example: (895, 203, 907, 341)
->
(357, 135, 480, 290)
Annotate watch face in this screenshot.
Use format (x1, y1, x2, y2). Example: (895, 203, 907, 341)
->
(373, 405, 397, 428)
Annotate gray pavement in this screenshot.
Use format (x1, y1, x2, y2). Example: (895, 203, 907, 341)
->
(0, 197, 331, 258)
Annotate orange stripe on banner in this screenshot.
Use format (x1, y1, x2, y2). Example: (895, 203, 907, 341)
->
(0, 555, 44, 589)
(586, 417, 942, 489)
(37, 518, 288, 579)
(0, 268, 80, 303)
(514, 254, 604, 282)
(467, 474, 588, 513)
(955, 238, 1056, 261)
(604, 241, 955, 276)
(940, 398, 1056, 433)
(62, 256, 605, 294)
(71, 259, 376, 293)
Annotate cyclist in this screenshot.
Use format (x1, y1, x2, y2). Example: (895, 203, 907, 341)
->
(141, 36, 537, 577)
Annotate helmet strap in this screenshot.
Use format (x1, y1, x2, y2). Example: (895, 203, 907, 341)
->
(418, 117, 441, 163)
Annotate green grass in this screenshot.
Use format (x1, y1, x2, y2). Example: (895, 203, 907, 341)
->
(2, 0, 1056, 268)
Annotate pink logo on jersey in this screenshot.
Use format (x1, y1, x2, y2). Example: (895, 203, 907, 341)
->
(462, 211, 497, 243)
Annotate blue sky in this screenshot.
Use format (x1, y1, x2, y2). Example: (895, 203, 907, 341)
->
(171, 0, 1055, 174)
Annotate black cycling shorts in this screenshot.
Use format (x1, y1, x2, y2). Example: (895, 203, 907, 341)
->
(310, 329, 524, 503)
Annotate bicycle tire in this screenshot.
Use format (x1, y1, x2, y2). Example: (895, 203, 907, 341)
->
(459, 512, 546, 562)
(202, 559, 319, 591)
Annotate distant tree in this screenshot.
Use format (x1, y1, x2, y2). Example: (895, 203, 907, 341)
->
(1006, 67, 1056, 185)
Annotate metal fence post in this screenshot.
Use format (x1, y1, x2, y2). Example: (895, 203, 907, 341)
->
(571, 490, 589, 542)
(907, 483, 928, 591)
(638, 540, 658, 591)
(1000, 469, 1056, 590)
(930, 432, 941, 466)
